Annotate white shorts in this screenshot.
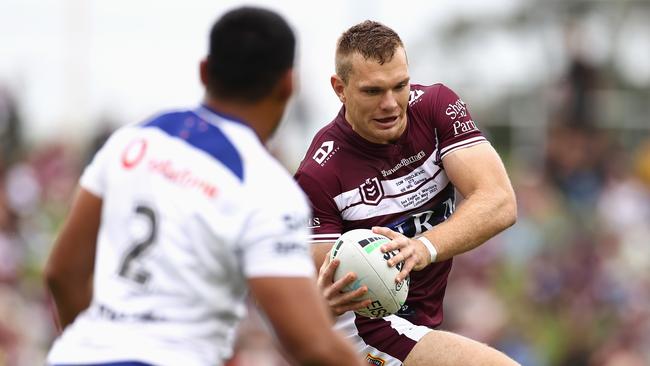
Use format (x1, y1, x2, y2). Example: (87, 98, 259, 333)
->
(334, 312, 433, 365)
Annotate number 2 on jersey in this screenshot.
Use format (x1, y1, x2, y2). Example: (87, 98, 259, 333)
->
(118, 205, 157, 285)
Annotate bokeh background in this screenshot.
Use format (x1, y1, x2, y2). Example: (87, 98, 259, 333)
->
(1, 0, 649, 365)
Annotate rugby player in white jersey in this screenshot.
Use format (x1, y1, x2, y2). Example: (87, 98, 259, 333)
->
(44, 7, 364, 366)
(295, 21, 519, 365)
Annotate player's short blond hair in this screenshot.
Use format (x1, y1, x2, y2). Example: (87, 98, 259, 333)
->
(335, 20, 404, 84)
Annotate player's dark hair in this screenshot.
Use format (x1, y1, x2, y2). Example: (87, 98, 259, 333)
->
(336, 20, 404, 84)
(206, 7, 295, 102)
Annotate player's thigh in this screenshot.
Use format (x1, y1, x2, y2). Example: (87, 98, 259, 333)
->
(403, 330, 520, 366)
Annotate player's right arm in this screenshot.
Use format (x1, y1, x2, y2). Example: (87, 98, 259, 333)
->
(44, 129, 118, 331)
(44, 187, 100, 330)
(249, 276, 365, 366)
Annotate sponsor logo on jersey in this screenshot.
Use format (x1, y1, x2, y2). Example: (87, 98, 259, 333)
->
(283, 213, 309, 231)
(287, 215, 321, 230)
(307, 217, 320, 229)
(359, 177, 384, 205)
(365, 354, 386, 366)
(96, 303, 165, 322)
(445, 98, 468, 120)
(148, 158, 218, 198)
(388, 198, 454, 237)
(274, 241, 308, 255)
(121, 138, 148, 169)
(312, 140, 339, 166)
(452, 119, 478, 136)
(408, 89, 424, 106)
(381, 151, 426, 177)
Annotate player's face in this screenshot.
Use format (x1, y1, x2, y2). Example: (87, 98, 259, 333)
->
(336, 47, 410, 144)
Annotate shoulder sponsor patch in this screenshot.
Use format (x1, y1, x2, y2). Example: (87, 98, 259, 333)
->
(452, 119, 478, 136)
(445, 98, 468, 120)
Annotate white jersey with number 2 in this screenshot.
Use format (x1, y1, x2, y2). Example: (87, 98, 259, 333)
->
(47, 105, 315, 366)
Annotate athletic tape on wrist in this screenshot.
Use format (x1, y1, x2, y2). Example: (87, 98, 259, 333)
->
(417, 236, 438, 264)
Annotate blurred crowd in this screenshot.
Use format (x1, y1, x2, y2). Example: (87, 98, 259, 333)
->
(0, 58, 649, 365)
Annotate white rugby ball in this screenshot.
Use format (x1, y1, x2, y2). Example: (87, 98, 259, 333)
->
(329, 229, 409, 318)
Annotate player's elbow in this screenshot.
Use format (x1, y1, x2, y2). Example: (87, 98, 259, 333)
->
(497, 186, 517, 230)
(44, 252, 80, 297)
(44, 259, 67, 295)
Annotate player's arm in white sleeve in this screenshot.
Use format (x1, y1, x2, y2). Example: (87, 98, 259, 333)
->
(239, 190, 365, 366)
(375, 143, 517, 281)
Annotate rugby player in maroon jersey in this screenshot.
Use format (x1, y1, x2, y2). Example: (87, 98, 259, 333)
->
(295, 20, 518, 366)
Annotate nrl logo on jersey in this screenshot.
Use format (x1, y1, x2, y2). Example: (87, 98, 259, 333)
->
(312, 140, 339, 166)
(359, 177, 384, 205)
(408, 89, 424, 106)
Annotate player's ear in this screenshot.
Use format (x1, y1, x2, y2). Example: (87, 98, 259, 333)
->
(276, 69, 294, 102)
(199, 58, 209, 88)
(331, 74, 346, 104)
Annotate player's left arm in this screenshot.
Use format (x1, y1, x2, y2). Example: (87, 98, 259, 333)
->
(377, 143, 516, 281)
(44, 187, 101, 331)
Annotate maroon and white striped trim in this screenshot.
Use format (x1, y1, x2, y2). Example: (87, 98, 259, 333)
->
(309, 233, 341, 243)
(439, 137, 488, 159)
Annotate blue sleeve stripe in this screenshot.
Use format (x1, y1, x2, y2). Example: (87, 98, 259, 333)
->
(142, 111, 244, 181)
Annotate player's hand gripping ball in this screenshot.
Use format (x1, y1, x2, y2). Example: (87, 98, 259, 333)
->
(329, 229, 409, 318)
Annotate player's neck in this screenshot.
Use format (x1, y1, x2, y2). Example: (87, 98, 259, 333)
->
(203, 97, 284, 143)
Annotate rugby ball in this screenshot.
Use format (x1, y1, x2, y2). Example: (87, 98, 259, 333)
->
(329, 229, 409, 318)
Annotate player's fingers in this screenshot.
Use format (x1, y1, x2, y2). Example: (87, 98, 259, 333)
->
(318, 257, 338, 280)
(319, 255, 334, 273)
(372, 226, 396, 238)
(377, 234, 409, 255)
(338, 285, 367, 303)
(330, 271, 356, 294)
(395, 259, 415, 283)
(386, 246, 411, 267)
(319, 254, 332, 271)
(373, 227, 408, 250)
(333, 299, 372, 315)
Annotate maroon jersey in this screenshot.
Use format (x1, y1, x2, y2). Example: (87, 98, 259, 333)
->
(295, 83, 488, 330)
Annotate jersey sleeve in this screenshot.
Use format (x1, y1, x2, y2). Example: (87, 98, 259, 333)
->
(294, 171, 343, 243)
(238, 181, 316, 278)
(431, 84, 488, 160)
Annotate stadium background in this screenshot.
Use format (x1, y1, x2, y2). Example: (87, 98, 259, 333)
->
(0, 0, 648, 365)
